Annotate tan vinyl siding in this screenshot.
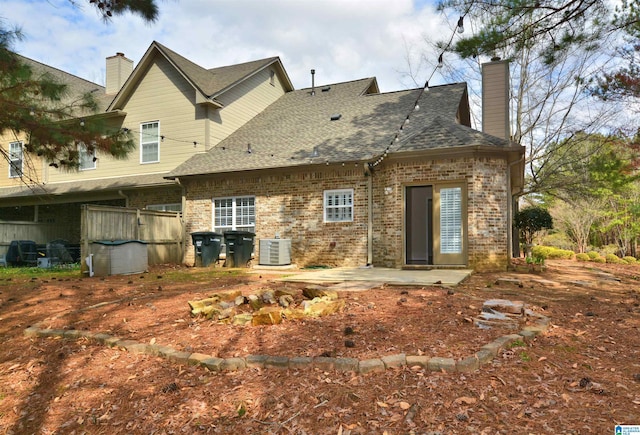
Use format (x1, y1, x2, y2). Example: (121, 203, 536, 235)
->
(48, 55, 206, 182)
(208, 67, 288, 148)
(0, 132, 45, 188)
(481, 60, 510, 140)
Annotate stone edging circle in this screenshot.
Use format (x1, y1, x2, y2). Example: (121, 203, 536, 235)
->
(23, 312, 550, 374)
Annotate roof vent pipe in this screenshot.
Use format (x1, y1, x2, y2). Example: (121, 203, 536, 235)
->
(311, 69, 315, 96)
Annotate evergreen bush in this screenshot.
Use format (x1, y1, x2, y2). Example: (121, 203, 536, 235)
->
(576, 253, 590, 262)
(587, 251, 600, 260)
(605, 253, 625, 264)
(531, 245, 575, 260)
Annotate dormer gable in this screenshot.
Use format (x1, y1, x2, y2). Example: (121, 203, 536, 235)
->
(106, 41, 294, 112)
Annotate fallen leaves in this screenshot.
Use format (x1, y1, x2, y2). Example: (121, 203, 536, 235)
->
(453, 396, 477, 405)
(397, 401, 411, 410)
(2, 262, 640, 434)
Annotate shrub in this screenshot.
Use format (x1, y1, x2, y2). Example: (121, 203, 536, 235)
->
(605, 253, 625, 264)
(592, 255, 606, 263)
(623, 256, 637, 264)
(514, 206, 553, 249)
(531, 245, 575, 260)
(576, 253, 590, 262)
(540, 232, 574, 250)
(587, 251, 600, 260)
(601, 244, 620, 256)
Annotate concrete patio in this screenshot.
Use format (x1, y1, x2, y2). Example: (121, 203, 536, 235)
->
(270, 266, 473, 287)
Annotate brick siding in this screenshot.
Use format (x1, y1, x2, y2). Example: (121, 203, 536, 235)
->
(182, 155, 510, 271)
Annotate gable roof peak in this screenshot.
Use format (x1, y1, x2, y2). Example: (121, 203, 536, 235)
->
(108, 41, 294, 111)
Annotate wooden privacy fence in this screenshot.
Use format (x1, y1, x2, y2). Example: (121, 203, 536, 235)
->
(0, 221, 75, 254)
(80, 204, 185, 272)
(0, 221, 73, 246)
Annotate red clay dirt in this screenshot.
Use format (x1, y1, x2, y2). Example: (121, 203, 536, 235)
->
(0, 259, 639, 434)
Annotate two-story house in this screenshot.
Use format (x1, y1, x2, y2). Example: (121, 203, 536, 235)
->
(0, 41, 524, 271)
(0, 41, 293, 241)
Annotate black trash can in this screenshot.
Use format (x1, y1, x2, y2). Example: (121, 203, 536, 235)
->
(223, 231, 255, 267)
(191, 232, 223, 267)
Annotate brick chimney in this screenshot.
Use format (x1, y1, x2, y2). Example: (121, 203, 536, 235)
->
(105, 52, 133, 95)
(481, 59, 510, 140)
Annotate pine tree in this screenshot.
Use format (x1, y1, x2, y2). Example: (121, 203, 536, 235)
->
(0, 26, 134, 173)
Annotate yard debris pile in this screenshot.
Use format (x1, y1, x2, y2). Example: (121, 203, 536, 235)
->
(473, 299, 525, 329)
(188, 286, 345, 325)
(473, 298, 548, 332)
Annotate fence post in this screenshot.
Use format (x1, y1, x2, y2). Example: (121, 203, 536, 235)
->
(80, 204, 90, 275)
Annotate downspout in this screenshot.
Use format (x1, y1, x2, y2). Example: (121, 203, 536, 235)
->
(506, 154, 525, 260)
(368, 175, 373, 265)
(117, 190, 129, 207)
(366, 164, 373, 266)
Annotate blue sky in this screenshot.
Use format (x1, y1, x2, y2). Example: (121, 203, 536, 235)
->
(2, 0, 463, 92)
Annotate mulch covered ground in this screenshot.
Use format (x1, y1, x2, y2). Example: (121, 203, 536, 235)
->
(0, 259, 638, 434)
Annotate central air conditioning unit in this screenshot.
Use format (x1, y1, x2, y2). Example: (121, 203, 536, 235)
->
(259, 239, 291, 266)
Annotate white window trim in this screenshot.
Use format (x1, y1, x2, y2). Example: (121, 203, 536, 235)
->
(324, 188, 354, 223)
(212, 196, 256, 234)
(140, 120, 160, 164)
(78, 143, 96, 171)
(8, 141, 23, 178)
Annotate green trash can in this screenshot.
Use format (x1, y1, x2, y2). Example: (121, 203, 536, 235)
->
(191, 232, 223, 267)
(223, 231, 255, 267)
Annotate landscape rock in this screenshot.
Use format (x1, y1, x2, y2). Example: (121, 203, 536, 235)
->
(301, 297, 345, 317)
(427, 357, 456, 372)
(358, 358, 385, 374)
(278, 294, 294, 307)
(232, 313, 253, 325)
(381, 353, 406, 369)
(483, 299, 525, 315)
(247, 294, 263, 310)
(260, 289, 276, 304)
(303, 287, 338, 300)
(252, 306, 283, 325)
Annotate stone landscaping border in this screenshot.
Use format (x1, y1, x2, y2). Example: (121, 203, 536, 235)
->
(23, 310, 550, 374)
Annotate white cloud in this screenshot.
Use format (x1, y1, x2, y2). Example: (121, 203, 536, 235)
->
(3, 0, 456, 92)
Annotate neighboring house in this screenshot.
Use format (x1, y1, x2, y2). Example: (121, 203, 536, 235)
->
(0, 42, 293, 244)
(0, 41, 524, 271)
(169, 60, 525, 271)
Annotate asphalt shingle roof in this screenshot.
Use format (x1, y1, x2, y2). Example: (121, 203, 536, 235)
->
(154, 42, 286, 99)
(18, 55, 112, 113)
(168, 80, 510, 178)
(0, 173, 177, 200)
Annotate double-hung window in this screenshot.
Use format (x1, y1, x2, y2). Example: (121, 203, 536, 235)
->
(324, 189, 353, 222)
(213, 196, 255, 234)
(9, 141, 23, 178)
(140, 121, 160, 163)
(79, 143, 96, 171)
